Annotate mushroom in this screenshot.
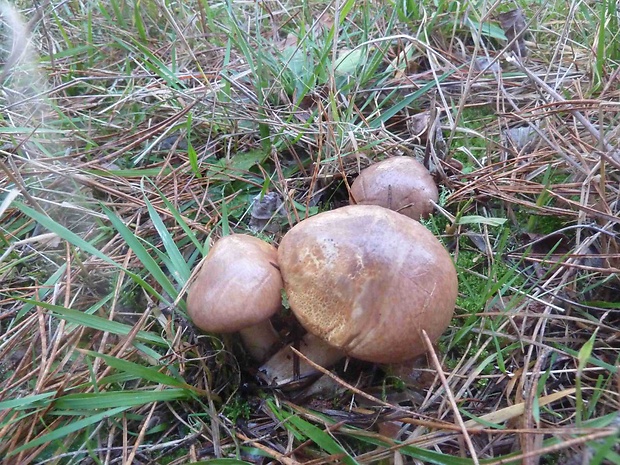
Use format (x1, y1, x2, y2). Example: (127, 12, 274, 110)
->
(259, 205, 457, 386)
(187, 234, 283, 362)
(350, 157, 439, 220)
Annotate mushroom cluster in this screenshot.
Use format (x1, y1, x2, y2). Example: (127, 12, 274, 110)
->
(187, 161, 456, 387)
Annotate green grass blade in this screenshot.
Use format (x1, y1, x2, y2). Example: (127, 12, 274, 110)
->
(0, 393, 56, 411)
(133, 0, 147, 42)
(142, 193, 191, 285)
(369, 68, 457, 128)
(103, 206, 179, 300)
(339, 0, 356, 24)
(341, 430, 483, 464)
(81, 350, 193, 390)
(156, 191, 204, 253)
(109, 0, 128, 28)
(22, 299, 167, 346)
(286, 415, 359, 465)
(188, 141, 200, 176)
(87, 167, 174, 177)
(187, 461, 254, 465)
(16, 263, 66, 319)
(53, 389, 192, 410)
(16, 203, 164, 300)
(113, 37, 181, 88)
(16, 203, 117, 267)
(589, 433, 620, 465)
(7, 406, 129, 457)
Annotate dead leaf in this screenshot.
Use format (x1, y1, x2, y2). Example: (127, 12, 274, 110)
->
(474, 56, 500, 74)
(464, 388, 577, 430)
(249, 191, 284, 232)
(406, 111, 431, 142)
(503, 125, 541, 155)
(498, 9, 528, 57)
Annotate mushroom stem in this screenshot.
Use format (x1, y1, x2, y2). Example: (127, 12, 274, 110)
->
(259, 333, 345, 386)
(238, 320, 281, 362)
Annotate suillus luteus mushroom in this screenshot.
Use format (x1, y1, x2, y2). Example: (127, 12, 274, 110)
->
(350, 156, 438, 220)
(259, 205, 458, 386)
(186, 234, 283, 362)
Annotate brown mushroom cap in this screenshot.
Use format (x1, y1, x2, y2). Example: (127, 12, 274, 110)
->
(350, 157, 439, 220)
(277, 205, 457, 364)
(187, 234, 283, 360)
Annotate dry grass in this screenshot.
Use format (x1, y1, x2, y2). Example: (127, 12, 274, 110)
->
(0, 0, 619, 464)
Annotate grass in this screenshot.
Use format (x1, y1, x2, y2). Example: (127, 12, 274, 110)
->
(1, 0, 619, 464)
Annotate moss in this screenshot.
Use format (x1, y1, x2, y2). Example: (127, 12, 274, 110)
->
(222, 396, 252, 423)
(449, 106, 496, 174)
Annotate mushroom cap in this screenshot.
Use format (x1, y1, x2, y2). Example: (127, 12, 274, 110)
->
(350, 157, 439, 220)
(277, 205, 457, 364)
(187, 234, 283, 333)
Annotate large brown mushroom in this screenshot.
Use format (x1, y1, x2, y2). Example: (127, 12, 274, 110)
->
(260, 205, 457, 385)
(350, 156, 438, 220)
(187, 234, 283, 362)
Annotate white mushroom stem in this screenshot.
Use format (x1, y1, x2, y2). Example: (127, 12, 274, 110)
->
(259, 333, 345, 386)
(238, 320, 281, 362)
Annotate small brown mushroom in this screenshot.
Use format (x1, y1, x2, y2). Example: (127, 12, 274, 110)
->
(187, 234, 283, 362)
(260, 205, 457, 385)
(350, 157, 439, 220)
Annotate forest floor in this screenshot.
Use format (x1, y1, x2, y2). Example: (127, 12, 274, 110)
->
(0, 1, 619, 464)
